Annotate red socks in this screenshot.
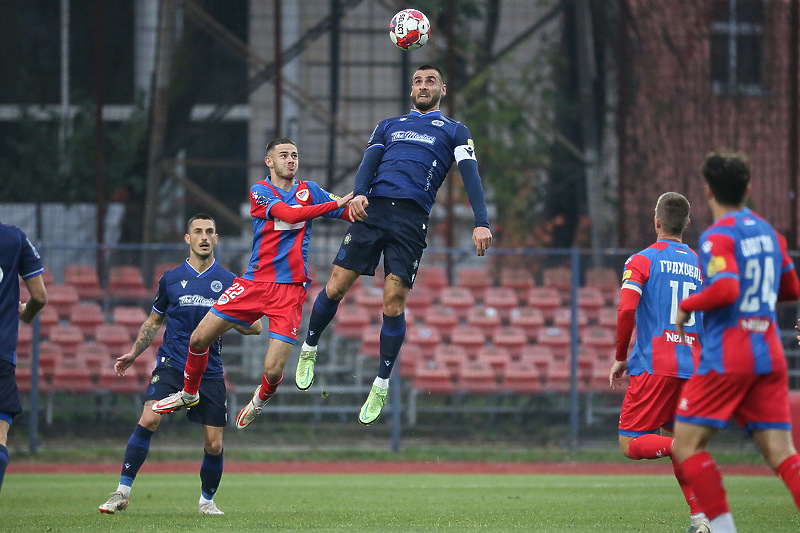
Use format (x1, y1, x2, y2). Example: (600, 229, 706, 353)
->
(627, 433, 673, 460)
(672, 456, 703, 516)
(681, 451, 729, 520)
(777, 454, 800, 510)
(183, 346, 209, 395)
(258, 373, 283, 401)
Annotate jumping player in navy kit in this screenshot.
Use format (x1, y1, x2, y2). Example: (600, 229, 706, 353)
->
(295, 64, 493, 425)
(99, 214, 262, 515)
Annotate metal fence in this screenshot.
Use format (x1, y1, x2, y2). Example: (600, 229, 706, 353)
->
(15, 243, 800, 451)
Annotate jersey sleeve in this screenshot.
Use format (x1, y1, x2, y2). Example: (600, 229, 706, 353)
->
(700, 231, 739, 285)
(152, 275, 168, 315)
(453, 123, 490, 228)
(620, 253, 650, 295)
(250, 182, 282, 220)
(18, 230, 44, 279)
(307, 182, 348, 219)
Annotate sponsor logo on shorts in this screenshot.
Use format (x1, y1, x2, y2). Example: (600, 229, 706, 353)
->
(150, 375, 159, 384)
(343, 233, 351, 245)
(211, 280, 223, 292)
(678, 398, 689, 412)
(337, 249, 346, 260)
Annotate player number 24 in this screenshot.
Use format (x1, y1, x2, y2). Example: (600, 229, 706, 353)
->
(740, 257, 777, 313)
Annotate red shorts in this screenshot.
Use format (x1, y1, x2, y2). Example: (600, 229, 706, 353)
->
(675, 370, 791, 432)
(619, 373, 686, 436)
(210, 277, 307, 344)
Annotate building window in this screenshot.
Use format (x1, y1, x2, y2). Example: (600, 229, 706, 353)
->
(710, 0, 765, 96)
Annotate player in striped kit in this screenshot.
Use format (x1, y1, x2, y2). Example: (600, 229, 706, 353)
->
(294, 64, 493, 425)
(153, 138, 355, 430)
(673, 150, 800, 533)
(609, 192, 709, 533)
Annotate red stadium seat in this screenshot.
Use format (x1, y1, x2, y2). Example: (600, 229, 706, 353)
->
(520, 344, 554, 372)
(578, 287, 606, 323)
(68, 302, 106, 338)
(509, 307, 545, 341)
(406, 285, 435, 316)
(466, 306, 502, 338)
(151, 262, 182, 291)
(47, 284, 80, 319)
(405, 325, 443, 359)
(491, 327, 528, 359)
(412, 362, 455, 395)
(457, 359, 499, 394)
(499, 267, 535, 299)
(113, 306, 149, 338)
(47, 324, 84, 356)
(580, 326, 616, 353)
(50, 359, 94, 394)
(398, 344, 423, 379)
(359, 324, 382, 358)
(449, 325, 487, 358)
(108, 265, 152, 303)
(554, 308, 588, 328)
(536, 327, 571, 360)
(543, 359, 573, 393)
(433, 344, 468, 376)
(95, 324, 132, 355)
(476, 346, 511, 380)
(64, 264, 104, 300)
(421, 306, 458, 341)
(542, 266, 572, 302)
(333, 305, 371, 340)
(585, 267, 621, 305)
(37, 305, 60, 338)
(439, 287, 476, 321)
(525, 287, 562, 323)
(17, 323, 32, 360)
(502, 361, 543, 394)
(456, 267, 492, 302)
(483, 287, 518, 321)
(416, 265, 449, 300)
(354, 286, 385, 315)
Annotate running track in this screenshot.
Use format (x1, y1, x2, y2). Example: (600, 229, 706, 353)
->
(9, 461, 774, 476)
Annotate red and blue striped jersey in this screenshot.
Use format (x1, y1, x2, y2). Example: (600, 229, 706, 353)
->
(695, 208, 793, 375)
(243, 178, 346, 284)
(622, 240, 703, 378)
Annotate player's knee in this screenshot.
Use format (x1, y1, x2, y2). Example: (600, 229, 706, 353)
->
(189, 330, 211, 351)
(205, 441, 223, 456)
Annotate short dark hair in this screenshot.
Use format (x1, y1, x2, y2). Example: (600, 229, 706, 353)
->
(655, 192, 690, 236)
(700, 150, 750, 206)
(415, 64, 445, 83)
(187, 213, 216, 232)
(266, 137, 296, 156)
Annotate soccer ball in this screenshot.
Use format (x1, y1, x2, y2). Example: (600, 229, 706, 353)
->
(389, 9, 430, 50)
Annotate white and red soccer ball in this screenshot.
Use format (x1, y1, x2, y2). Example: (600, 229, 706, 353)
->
(389, 9, 430, 51)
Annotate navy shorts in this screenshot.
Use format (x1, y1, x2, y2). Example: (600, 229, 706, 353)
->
(0, 360, 22, 421)
(145, 366, 227, 427)
(333, 197, 429, 288)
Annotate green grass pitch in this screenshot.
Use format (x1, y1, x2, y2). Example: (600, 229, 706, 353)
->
(1, 472, 798, 532)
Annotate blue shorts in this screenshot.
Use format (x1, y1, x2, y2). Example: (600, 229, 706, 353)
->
(0, 360, 22, 421)
(333, 197, 429, 288)
(145, 366, 228, 427)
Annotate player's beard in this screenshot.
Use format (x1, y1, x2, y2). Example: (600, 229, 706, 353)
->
(413, 92, 440, 112)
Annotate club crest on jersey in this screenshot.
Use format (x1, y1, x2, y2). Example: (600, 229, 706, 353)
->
(432, 119, 444, 126)
(211, 280, 223, 292)
(296, 189, 309, 202)
(217, 293, 230, 305)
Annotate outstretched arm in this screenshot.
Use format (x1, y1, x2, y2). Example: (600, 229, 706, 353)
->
(269, 192, 353, 224)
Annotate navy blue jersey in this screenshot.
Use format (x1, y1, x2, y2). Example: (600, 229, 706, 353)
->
(363, 109, 479, 214)
(152, 261, 236, 378)
(0, 224, 44, 365)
